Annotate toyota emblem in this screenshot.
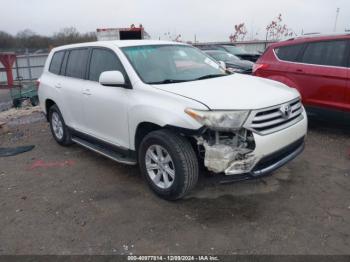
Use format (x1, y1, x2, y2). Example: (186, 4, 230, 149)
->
(279, 104, 292, 119)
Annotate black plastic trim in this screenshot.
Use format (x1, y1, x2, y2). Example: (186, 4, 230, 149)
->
(101, 83, 131, 88)
(251, 137, 305, 177)
(68, 127, 137, 160)
(164, 125, 207, 136)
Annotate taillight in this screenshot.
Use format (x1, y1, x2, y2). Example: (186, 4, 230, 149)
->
(35, 79, 40, 89)
(252, 63, 269, 74)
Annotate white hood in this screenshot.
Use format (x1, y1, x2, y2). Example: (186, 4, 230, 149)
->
(153, 74, 300, 110)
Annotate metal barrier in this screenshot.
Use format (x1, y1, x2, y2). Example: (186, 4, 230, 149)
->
(0, 52, 48, 84)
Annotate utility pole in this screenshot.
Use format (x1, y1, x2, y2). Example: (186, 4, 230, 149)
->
(333, 8, 340, 32)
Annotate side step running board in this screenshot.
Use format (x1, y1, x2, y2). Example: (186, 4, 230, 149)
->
(72, 137, 137, 165)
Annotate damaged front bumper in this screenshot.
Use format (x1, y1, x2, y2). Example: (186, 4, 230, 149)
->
(250, 137, 304, 177)
(220, 138, 305, 183)
(197, 111, 308, 179)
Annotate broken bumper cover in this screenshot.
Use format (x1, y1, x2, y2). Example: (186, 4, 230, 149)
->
(221, 138, 305, 183)
(222, 111, 307, 181)
(251, 137, 304, 177)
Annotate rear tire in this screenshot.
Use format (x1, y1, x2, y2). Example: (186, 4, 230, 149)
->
(30, 96, 39, 106)
(13, 99, 21, 108)
(139, 129, 199, 200)
(49, 104, 73, 146)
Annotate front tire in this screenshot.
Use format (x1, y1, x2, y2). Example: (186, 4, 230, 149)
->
(139, 129, 199, 200)
(49, 104, 73, 146)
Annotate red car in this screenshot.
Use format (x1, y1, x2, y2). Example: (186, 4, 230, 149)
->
(253, 33, 350, 123)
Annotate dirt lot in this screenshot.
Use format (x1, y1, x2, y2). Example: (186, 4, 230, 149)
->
(0, 110, 349, 255)
(0, 90, 12, 112)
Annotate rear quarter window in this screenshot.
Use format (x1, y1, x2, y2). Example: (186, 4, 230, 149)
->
(301, 40, 348, 67)
(274, 44, 304, 62)
(49, 51, 65, 75)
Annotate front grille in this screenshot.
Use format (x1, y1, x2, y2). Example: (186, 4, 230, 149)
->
(246, 99, 304, 135)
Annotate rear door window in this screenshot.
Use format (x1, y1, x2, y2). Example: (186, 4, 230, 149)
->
(301, 40, 348, 67)
(274, 44, 304, 62)
(65, 48, 89, 79)
(88, 48, 124, 82)
(49, 51, 65, 75)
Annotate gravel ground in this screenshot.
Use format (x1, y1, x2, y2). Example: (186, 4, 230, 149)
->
(0, 90, 12, 112)
(0, 112, 349, 255)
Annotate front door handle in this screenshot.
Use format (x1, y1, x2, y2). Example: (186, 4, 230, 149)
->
(55, 83, 62, 89)
(296, 69, 304, 73)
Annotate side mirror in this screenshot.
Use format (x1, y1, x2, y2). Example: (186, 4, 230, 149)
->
(218, 61, 226, 70)
(99, 71, 127, 87)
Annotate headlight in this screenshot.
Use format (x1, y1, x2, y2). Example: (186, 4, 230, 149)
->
(185, 108, 250, 131)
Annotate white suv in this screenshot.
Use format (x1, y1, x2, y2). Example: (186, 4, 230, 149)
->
(39, 40, 307, 200)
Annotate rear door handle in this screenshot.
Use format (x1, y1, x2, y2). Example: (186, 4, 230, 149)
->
(296, 69, 304, 73)
(82, 89, 92, 96)
(55, 83, 62, 89)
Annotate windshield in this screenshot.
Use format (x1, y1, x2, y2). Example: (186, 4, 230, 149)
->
(122, 45, 227, 84)
(222, 45, 248, 55)
(208, 52, 241, 63)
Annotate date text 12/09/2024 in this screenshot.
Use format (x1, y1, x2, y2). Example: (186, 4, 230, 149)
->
(127, 255, 220, 261)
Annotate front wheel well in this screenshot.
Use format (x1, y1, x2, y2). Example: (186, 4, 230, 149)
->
(134, 122, 200, 159)
(134, 122, 162, 152)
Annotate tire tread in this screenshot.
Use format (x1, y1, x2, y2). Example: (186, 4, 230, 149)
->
(140, 129, 199, 200)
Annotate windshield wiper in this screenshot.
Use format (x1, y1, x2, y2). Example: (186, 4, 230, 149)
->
(195, 74, 227, 80)
(149, 79, 190, 85)
(149, 74, 227, 84)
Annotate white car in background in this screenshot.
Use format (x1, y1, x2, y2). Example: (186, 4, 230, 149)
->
(38, 40, 307, 200)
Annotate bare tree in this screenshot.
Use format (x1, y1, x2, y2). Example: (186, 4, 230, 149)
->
(265, 14, 295, 41)
(229, 23, 248, 42)
(52, 27, 80, 45)
(15, 29, 50, 50)
(16, 29, 36, 39)
(0, 27, 97, 51)
(52, 27, 96, 46)
(0, 31, 15, 49)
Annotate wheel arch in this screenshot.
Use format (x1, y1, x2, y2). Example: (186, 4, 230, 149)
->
(133, 121, 205, 159)
(134, 122, 163, 153)
(45, 99, 56, 121)
(128, 103, 204, 151)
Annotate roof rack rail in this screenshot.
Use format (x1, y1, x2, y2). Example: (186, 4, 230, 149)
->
(302, 32, 321, 36)
(296, 32, 350, 39)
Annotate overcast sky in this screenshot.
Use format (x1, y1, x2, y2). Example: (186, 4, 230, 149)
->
(1, 0, 350, 42)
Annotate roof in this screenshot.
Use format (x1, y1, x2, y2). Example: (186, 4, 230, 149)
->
(52, 40, 187, 52)
(194, 40, 276, 46)
(269, 32, 350, 48)
(292, 32, 350, 40)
